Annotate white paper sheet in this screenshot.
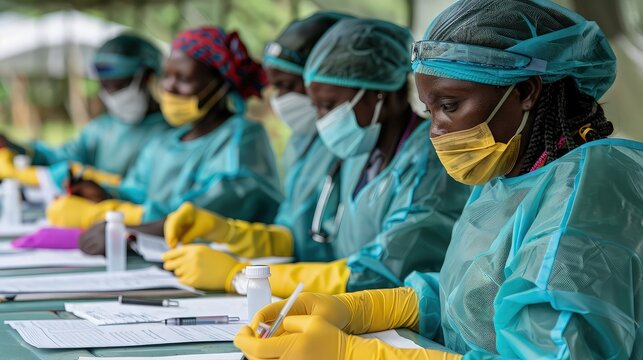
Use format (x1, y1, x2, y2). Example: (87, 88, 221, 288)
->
(360, 329, 423, 349)
(0, 222, 45, 238)
(0, 249, 105, 269)
(78, 353, 243, 360)
(5, 319, 243, 348)
(0, 266, 198, 295)
(0, 241, 30, 253)
(66, 296, 254, 325)
(132, 232, 293, 265)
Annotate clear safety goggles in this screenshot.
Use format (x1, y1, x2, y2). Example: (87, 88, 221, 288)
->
(411, 40, 547, 71)
(264, 42, 305, 65)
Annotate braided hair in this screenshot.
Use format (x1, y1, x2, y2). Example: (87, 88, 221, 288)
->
(519, 77, 613, 174)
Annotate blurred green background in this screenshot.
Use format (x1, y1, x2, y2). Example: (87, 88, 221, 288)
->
(0, 0, 641, 174)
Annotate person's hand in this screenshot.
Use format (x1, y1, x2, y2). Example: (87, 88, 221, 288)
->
(165, 202, 229, 248)
(236, 315, 463, 360)
(235, 315, 351, 360)
(0, 147, 16, 179)
(78, 222, 108, 255)
(249, 292, 352, 336)
(47, 195, 143, 229)
(68, 179, 112, 202)
(162, 245, 242, 290)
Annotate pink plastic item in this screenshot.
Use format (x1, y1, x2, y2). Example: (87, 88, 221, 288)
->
(11, 227, 83, 249)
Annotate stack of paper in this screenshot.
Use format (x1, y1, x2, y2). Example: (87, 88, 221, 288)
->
(5, 319, 243, 348)
(0, 249, 105, 269)
(0, 266, 199, 299)
(66, 296, 253, 325)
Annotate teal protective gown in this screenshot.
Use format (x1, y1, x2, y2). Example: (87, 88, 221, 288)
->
(273, 133, 338, 262)
(311, 120, 471, 291)
(406, 138, 643, 359)
(117, 115, 282, 223)
(33, 112, 170, 189)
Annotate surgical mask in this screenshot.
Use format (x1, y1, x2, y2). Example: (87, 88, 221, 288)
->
(160, 81, 230, 127)
(270, 92, 317, 134)
(431, 84, 529, 185)
(316, 89, 384, 159)
(99, 72, 149, 124)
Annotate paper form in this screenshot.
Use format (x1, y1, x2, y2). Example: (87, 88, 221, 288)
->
(5, 319, 243, 348)
(132, 231, 293, 265)
(78, 354, 243, 360)
(65, 296, 256, 325)
(0, 249, 105, 269)
(360, 330, 423, 349)
(0, 266, 198, 295)
(0, 241, 30, 253)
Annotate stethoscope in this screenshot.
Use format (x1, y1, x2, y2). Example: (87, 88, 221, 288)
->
(310, 159, 344, 243)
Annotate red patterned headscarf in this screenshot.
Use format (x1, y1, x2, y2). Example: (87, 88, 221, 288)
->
(172, 26, 267, 99)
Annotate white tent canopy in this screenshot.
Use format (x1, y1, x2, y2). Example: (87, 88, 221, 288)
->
(0, 10, 125, 78)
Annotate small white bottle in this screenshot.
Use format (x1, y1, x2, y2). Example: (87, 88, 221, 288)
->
(0, 178, 21, 225)
(105, 211, 127, 272)
(245, 265, 272, 321)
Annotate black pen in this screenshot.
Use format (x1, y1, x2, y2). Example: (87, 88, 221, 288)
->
(118, 296, 179, 307)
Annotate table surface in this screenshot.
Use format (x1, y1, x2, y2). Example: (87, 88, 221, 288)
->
(0, 236, 436, 359)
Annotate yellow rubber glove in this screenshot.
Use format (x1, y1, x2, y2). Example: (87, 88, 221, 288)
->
(235, 315, 462, 360)
(165, 202, 293, 258)
(0, 148, 39, 187)
(268, 259, 350, 298)
(46, 195, 143, 229)
(161, 244, 248, 291)
(250, 287, 419, 336)
(70, 162, 121, 188)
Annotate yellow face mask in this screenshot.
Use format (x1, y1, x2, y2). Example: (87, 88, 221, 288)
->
(160, 81, 230, 127)
(431, 84, 529, 185)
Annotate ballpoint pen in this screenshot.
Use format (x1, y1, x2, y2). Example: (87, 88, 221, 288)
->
(111, 315, 241, 326)
(118, 296, 179, 307)
(240, 282, 305, 360)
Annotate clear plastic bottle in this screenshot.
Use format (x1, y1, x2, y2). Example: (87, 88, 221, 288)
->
(105, 211, 127, 272)
(1, 155, 30, 225)
(245, 265, 272, 321)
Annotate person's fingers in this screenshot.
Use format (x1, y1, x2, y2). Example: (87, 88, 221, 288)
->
(234, 325, 301, 359)
(161, 247, 185, 261)
(249, 300, 288, 329)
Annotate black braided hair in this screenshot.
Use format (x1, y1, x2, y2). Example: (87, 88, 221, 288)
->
(520, 77, 614, 174)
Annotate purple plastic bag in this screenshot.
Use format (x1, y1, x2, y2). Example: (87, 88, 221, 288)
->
(11, 227, 83, 249)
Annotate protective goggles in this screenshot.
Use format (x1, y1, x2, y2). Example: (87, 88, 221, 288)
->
(264, 42, 306, 66)
(411, 40, 547, 71)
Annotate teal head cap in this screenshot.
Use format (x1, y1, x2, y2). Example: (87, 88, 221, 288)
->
(304, 18, 414, 91)
(412, 0, 616, 99)
(264, 11, 354, 76)
(93, 33, 162, 80)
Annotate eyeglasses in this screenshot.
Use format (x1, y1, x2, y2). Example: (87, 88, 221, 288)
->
(411, 40, 547, 71)
(264, 42, 305, 65)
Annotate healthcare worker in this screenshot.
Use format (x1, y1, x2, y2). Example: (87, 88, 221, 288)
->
(163, 18, 470, 297)
(158, 12, 351, 289)
(0, 33, 169, 194)
(235, 1, 642, 359)
(47, 26, 282, 228)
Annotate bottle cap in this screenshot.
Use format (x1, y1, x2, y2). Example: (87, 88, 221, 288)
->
(13, 155, 31, 169)
(245, 265, 270, 278)
(105, 211, 124, 223)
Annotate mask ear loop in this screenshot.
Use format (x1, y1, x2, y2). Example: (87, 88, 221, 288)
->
(349, 88, 366, 107)
(484, 84, 516, 124)
(370, 92, 384, 125)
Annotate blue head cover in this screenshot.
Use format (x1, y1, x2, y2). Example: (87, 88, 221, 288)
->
(304, 18, 414, 91)
(93, 33, 162, 80)
(264, 11, 354, 76)
(412, 0, 616, 99)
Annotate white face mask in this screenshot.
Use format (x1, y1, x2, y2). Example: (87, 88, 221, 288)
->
(270, 92, 318, 134)
(315, 88, 384, 159)
(99, 72, 149, 125)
